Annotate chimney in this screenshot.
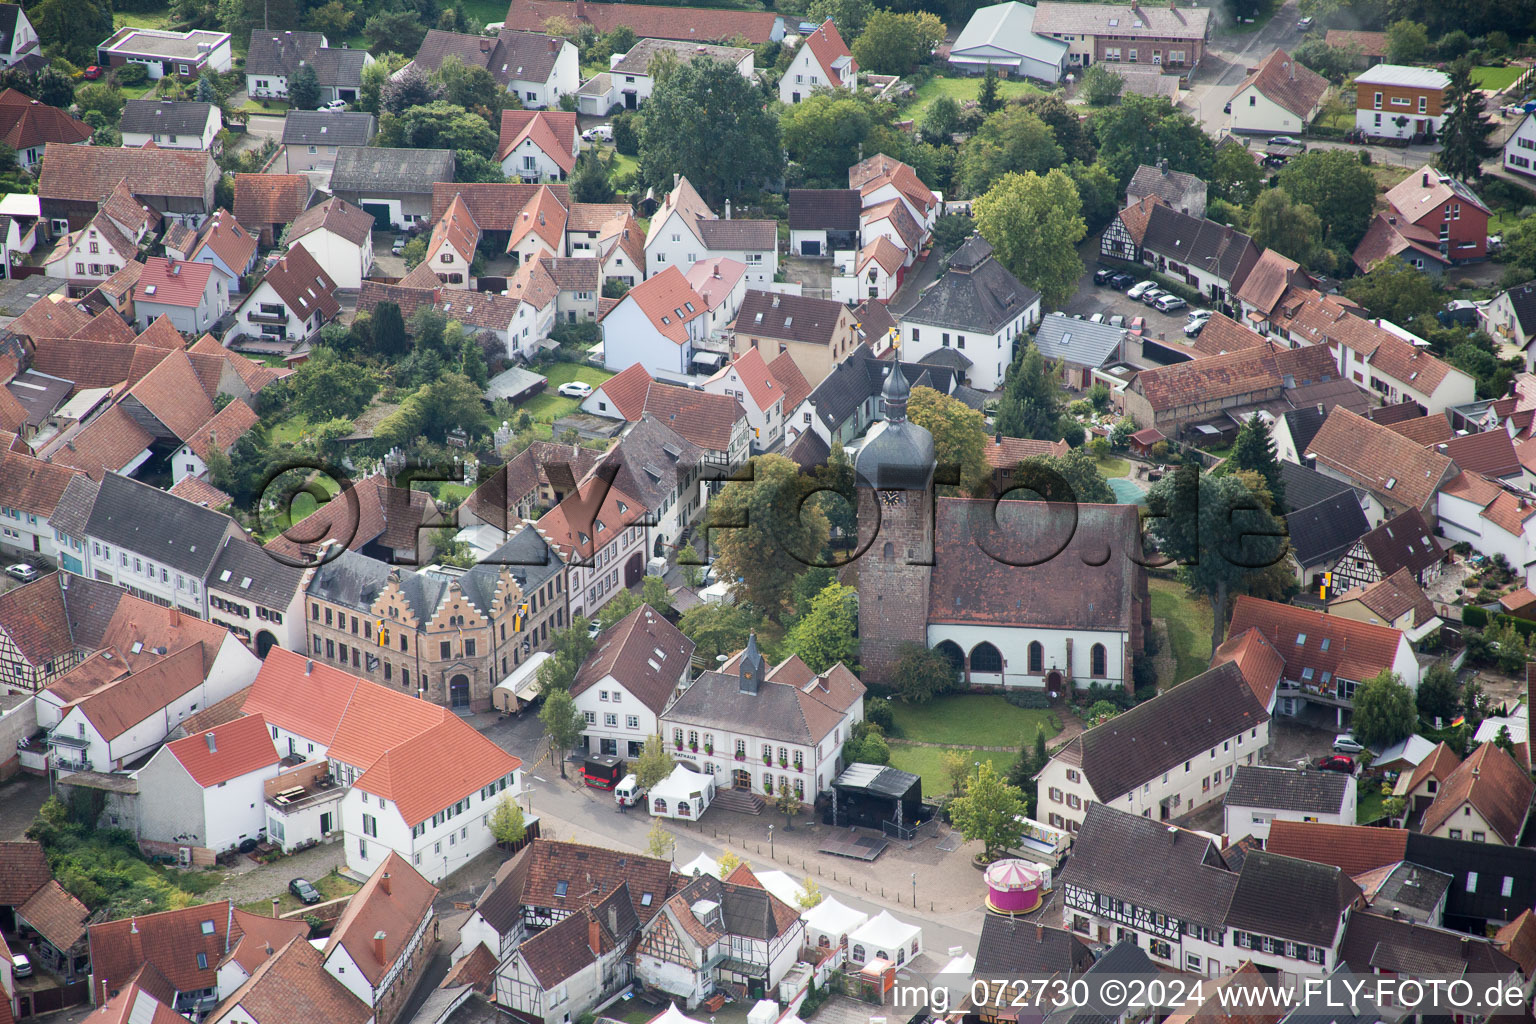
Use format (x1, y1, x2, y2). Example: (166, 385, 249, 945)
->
(372, 931, 387, 965)
(100, 978, 109, 1005)
(1036, 925, 1043, 941)
(673, 172, 680, 189)
(724, 199, 731, 220)
(206, 731, 217, 754)
(272, 898, 280, 918)
(588, 912, 602, 954)
(306, 659, 314, 675)
(381, 872, 391, 896)
(1422, 171, 1430, 187)
(549, 37, 558, 52)
(169, 606, 180, 626)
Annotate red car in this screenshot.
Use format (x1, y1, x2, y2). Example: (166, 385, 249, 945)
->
(1127, 316, 1146, 336)
(1316, 754, 1355, 773)
(82, 66, 103, 80)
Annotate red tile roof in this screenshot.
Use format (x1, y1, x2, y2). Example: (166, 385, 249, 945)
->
(9, 295, 92, 341)
(803, 19, 856, 80)
(354, 716, 521, 827)
(89, 978, 186, 1024)
(1419, 741, 1534, 844)
(611, 265, 707, 344)
(1229, 48, 1328, 119)
(506, 184, 567, 254)
(256, 242, 340, 324)
(0, 88, 91, 150)
(184, 398, 259, 464)
(767, 351, 811, 412)
(0, 840, 50, 906)
(1304, 407, 1456, 513)
(429, 181, 572, 232)
(1386, 165, 1490, 223)
(1324, 29, 1387, 56)
(1430, 429, 1521, 478)
(224, 909, 308, 977)
(570, 603, 695, 715)
(262, 472, 433, 560)
(137, 257, 215, 309)
(190, 209, 257, 275)
(592, 362, 652, 420)
(287, 196, 374, 247)
(1210, 626, 1285, 708)
(497, 109, 578, 173)
(641, 380, 745, 452)
(707, 345, 783, 412)
(982, 436, 1069, 468)
(242, 647, 361, 750)
(1227, 595, 1405, 692)
(323, 853, 437, 986)
(45, 405, 154, 480)
(426, 193, 480, 266)
(91, 901, 244, 998)
(442, 942, 497, 995)
(0, 448, 82, 519)
(38, 143, 216, 206)
(500, 0, 781, 43)
(1404, 741, 1460, 796)
(1263, 821, 1409, 877)
(215, 935, 371, 1024)
(18, 880, 89, 952)
(534, 476, 646, 562)
(72, 310, 138, 345)
(1385, 413, 1453, 446)
(73, 644, 209, 741)
(233, 173, 312, 230)
(127, 347, 216, 440)
(849, 153, 935, 218)
(166, 713, 279, 788)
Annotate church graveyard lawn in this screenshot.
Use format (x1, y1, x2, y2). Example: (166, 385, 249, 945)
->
(1149, 576, 1213, 686)
(886, 695, 1060, 747)
(888, 746, 1017, 797)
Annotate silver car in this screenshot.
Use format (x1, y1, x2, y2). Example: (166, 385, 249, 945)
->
(1333, 734, 1366, 754)
(1126, 280, 1157, 300)
(1154, 294, 1187, 313)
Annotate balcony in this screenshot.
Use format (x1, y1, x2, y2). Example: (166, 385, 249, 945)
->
(246, 310, 288, 326)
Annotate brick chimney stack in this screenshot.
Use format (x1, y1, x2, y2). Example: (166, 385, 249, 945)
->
(588, 912, 602, 955)
(373, 930, 387, 965)
(381, 871, 391, 896)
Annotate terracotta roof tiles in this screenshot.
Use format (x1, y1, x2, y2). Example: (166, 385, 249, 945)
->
(189, 209, 257, 276)
(287, 196, 373, 247)
(497, 109, 578, 173)
(570, 604, 694, 714)
(212, 935, 370, 1024)
(1229, 48, 1328, 119)
(1227, 595, 1405, 691)
(166, 714, 279, 788)
(1419, 741, 1534, 844)
(501, 0, 780, 43)
(1304, 407, 1456, 513)
(591, 362, 651, 420)
(1264, 821, 1409, 877)
(45, 404, 154, 480)
(641, 380, 744, 452)
(0, 841, 50, 906)
(18, 881, 89, 953)
(323, 853, 437, 986)
(127, 348, 216, 441)
(353, 717, 521, 828)
(233, 173, 312, 230)
(38, 143, 216, 206)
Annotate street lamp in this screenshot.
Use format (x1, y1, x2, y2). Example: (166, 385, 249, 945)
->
(911, 872, 916, 907)
(768, 823, 774, 859)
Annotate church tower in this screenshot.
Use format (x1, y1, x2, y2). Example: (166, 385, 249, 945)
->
(852, 359, 936, 685)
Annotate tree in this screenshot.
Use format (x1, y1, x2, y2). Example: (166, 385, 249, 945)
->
(1278, 150, 1378, 251)
(1146, 466, 1289, 652)
(646, 819, 675, 860)
(679, 602, 760, 664)
(1065, 161, 1118, 234)
(1351, 670, 1418, 749)
(195, 72, 218, 105)
(30, 0, 112, 65)
(1020, 93, 1094, 164)
(288, 63, 321, 111)
(379, 63, 441, 116)
(850, 11, 945, 75)
(569, 150, 615, 203)
(907, 385, 989, 495)
(678, 543, 704, 588)
(1091, 95, 1213, 185)
(365, 10, 430, 55)
(892, 642, 957, 703)
(948, 761, 1027, 862)
(718, 849, 745, 875)
(434, 54, 506, 115)
(708, 454, 829, 619)
(489, 795, 527, 845)
(308, 0, 357, 39)
(974, 168, 1085, 308)
(1416, 661, 1460, 724)
(1078, 63, 1123, 107)
(955, 107, 1065, 197)
(1017, 447, 1116, 505)
(1343, 256, 1442, 330)
(782, 92, 875, 188)
(370, 300, 408, 358)
(1211, 143, 1265, 206)
(807, 0, 875, 39)
(995, 344, 1066, 442)
(383, 102, 498, 158)
(977, 64, 1001, 113)
(1437, 57, 1496, 181)
(796, 877, 825, 910)
(601, 26, 639, 58)
(1385, 19, 1429, 64)
(785, 582, 859, 672)
(1228, 415, 1286, 511)
(942, 749, 969, 795)
(539, 688, 586, 778)
(1294, 39, 1360, 83)
(287, 351, 378, 422)
(920, 95, 961, 145)
(634, 734, 675, 790)
(932, 213, 974, 252)
(638, 58, 782, 207)
(1246, 187, 1324, 268)
(611, 111, 640, 156)
(774, 779, 802, 828)
(73, 83, 126, 122)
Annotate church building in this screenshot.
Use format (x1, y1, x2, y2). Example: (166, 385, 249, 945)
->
(849, 360, 1151, 691)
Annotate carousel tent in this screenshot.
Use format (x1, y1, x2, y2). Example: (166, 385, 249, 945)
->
(849, 910, 923, 967)
(680, 853, 722, 878)
(649, 765, 716, 820)
(804, 896, 869, 949)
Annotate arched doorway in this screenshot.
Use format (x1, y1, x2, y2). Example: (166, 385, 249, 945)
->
(1046, 670, 1063, 698)
(934, 640, 964, 680)
(255, 630, 278, 659)
(733, 768, 752, 790)
(624, 552, 644, 587)
(449, 674, 470, 710)
(970, 642, 1002, 674)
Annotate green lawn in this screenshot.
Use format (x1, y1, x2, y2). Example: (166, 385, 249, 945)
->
(907, 74, 1044, 120)
(1096, 457, 1130, 478)
(113, 6, 173, 29)
(886, 694, 1060, 748)
(517, 363, 615, 425)
(238, 98, 291, 115)
(608, 150, 639, 183)
(1356, 783, 1388, 825)
(266, 412, 312, 446)
(1472, 65, 1526, 91)
(462, 0, 511, 30)
(888, 745, 1018, 797)
(236, 870, 360, 917)
(1149, 576, 1213, 686)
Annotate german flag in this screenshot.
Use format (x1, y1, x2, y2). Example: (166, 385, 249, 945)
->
(1450, 714, 1466, 727)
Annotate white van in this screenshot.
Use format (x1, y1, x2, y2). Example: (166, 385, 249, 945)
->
(614, 774, 647, 808)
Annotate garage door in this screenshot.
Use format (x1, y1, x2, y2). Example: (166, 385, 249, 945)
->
(801, 239, 821, 256)
(362, 203, 391, 230)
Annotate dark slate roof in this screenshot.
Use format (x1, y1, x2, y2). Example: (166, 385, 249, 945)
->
(1279, 406, 1328, 457)
(788, 189, 861, 232)
(1054, 660, 1269, 802)
(974, 918, 1094, 978)
(473, 845, 533, 936)
(599, 414, 704, 514)
(1503, 281, 1536, 336)
(786, 429, 830, 471)
(1042, 941, 1160, 1024)
(1225, 850, 1360, 947)
(1278, 459, 1357, 516)
(903, 236, 1040, 334)
(281, 111, 377, 148)
(805, 349, 953, 432)
(950, 384, 988, 410)
(60, 572, 128, 650)
(1404, 831, 1536, 925)
(697, 219, 776, 251)
(664, 670, 822, 744)
(1360, 510, 1442, 578)
(305, 547, 392, 613)
(1126, 164, 1207, 212)
(206, 535, 305, 609)
(1285, 490, 1370, 567)
(1279, 969, 1391, 1024)
(1057, 804, 1238, 928)
(1141, 204, 1260, 285)
(1363, 861, 1452, 916)
(49, 474, 99, 539)
(83, 472, 234, 578)
(1338, 911, 1519, 977)
(737, 290, 846, 347)
(917, 346, 971, 370)
(246, 30, 368, 88)
(1033, 315, 1126, 370)
(1224, 765, 1351, 815)
(119, 99, 215, 137)
(330, 147, 454, 194)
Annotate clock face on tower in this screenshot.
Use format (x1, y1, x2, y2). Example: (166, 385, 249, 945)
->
(879, 490, 904, 507)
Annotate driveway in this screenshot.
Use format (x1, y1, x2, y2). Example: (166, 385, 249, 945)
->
(1062, 257, 1205, 351)
(0, 773, 49, 841)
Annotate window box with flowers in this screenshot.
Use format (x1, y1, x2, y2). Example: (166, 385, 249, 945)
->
(676, 738, 684, 750)
(779, 757, 789, 768)
(735, 751, 746, 761)
(763, 752, 772, 765)
(705, 741, 713, 755)
(690, 741, 698, 752)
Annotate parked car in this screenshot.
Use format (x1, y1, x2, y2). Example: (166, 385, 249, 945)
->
(1316, 754, 1355, 773)
(82, 66, 103, 80)
(12, 953, 32, 978)
(1187, 309, 1213, 324)
(1126, 280, 1158, 300)
(1183, 319, 1206, 338)
(1154, 294, 1187, 312)
(1127, 316, 1146, 336)
(1333, 734, 1366, 754)
(1139, 288, 1168, 307)
(582, 125, 614, 143)
(391, 236, 406, 256)
(1108, 314, 1126, 328)
(1268, 135, 1303, 148)
(320, 99, 348, 112)
(1094, 267, 1117, 285)
(587, 620, 602, 639)
(557, 381, 594, 398)
(289, 878, 322, 905)
(1089, 313, 1107, 323)
(1109, 273, 1135, 290)
(5, 564, 38, 582)
(1296, 16, 1314, 30)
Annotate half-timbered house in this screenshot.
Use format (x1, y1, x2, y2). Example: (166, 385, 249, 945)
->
(494, 886, 638, 1023)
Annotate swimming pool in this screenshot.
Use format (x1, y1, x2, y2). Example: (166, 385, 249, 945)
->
(1108, 478, 1146, 505)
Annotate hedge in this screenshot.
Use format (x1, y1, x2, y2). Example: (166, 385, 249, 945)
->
(1463, 605, 1488, 627)
(1459, 604, 1536, 639)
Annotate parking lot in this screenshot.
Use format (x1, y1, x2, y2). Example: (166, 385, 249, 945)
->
(1062, 263, 1212, 348)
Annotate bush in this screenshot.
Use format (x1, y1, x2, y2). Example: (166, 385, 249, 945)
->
(864, 695, 895, 732)
(115, 63, 150, 87)
(612, 111, 639, 155)
(1462, 605, 1489, 628)
(1004, 690, 1055, 709)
